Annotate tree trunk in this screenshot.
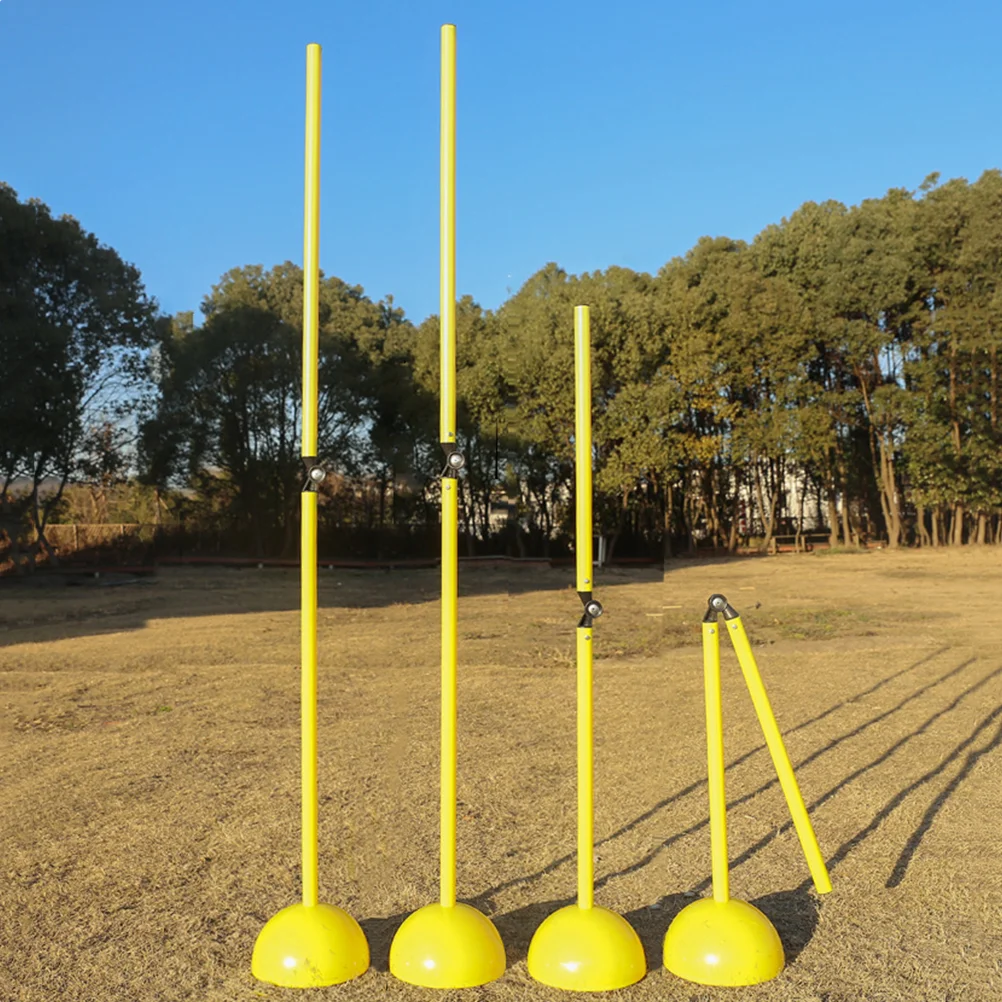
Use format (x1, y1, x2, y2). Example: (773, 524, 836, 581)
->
(827, 489, 840, 548)
(976, 512, 987, 544)
(727, 481, 741, 554)
(917, 506, 931, 547)
(29, 474, 60, 567)
(878, 434, 901, 547)
(753, 462, 771, 551)
(663, 484, 674, 561)
(951, 503, 965, 545)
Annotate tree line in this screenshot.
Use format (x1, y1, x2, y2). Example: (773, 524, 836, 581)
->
(3, 170, 1002, 567)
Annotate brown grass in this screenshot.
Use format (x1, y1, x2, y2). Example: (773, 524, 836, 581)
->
(3, 547, 1002, 1001)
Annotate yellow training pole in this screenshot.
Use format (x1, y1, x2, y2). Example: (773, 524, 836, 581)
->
(439, 21, 458, 909)
(525, 306, 646, 991)
(300, 40, 322, 911)
(574, 305, 595, 910)
(726, 616, 833, 895)
(664, 594, 785, 986)
(388, 25, 505, 988)
(702, 619, 729, 904)
(251, 44, 369, 988)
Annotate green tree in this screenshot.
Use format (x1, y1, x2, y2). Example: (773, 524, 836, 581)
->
(0, 183, 156, 565)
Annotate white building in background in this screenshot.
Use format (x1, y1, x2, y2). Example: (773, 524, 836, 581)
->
(732, 468, 831, 538)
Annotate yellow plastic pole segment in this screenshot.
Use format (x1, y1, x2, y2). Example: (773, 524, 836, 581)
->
(574, 304, 595, 910)
(302, 43, 321, 457)
(577, 626, 595, 909)
(727, 617, 833, 895)
(574, 305, 593, 593)
(301, 490, 319, 906)
(439, 24, 457, 443)
(702, 621, 729, 904)
(440, 476, 458, 907)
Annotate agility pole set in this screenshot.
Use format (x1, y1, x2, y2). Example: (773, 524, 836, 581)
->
(250, 27, 832, 992)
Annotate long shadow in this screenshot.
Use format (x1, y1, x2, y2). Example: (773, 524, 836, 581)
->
(604, 660, 998, 894)
(594, 645, 952, 848)
(693, 681, 1002, 897)
(477, 649, 967, 902)
(885, 713, 1002, 887)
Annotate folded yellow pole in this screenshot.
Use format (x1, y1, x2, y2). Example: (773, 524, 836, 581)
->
(726, 616, 832, 895)
(574, 306, 595, 910)
(300, 40, 322, 910)
(664, 604, 786, 987)
(702, 620, 729, 904)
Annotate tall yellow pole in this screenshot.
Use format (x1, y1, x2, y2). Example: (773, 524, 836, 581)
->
(726, 616, 832, 895)
(251, 43, 369, 989)
(300, 40, 322, 911)
(702, 620, 730, 904)
(439, 21, 458, 911)
(574, 305, 595, 909)
(388, 27, 505, 988)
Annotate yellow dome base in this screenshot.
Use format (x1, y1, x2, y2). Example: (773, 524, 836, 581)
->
(251, 902, 369, 987)
(664, 897, 784, 986)
(527, 904, 647, 991)
(389, 902, 505, 988)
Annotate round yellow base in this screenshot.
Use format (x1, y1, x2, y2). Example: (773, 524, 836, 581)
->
(389, 902, 505, 988)
(251, 902, 369, 988)
(527, 904, 646, 991)
(664, 898, 784, 986)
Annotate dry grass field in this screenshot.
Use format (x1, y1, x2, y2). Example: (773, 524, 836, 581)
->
(2, 547, 1002, 1001)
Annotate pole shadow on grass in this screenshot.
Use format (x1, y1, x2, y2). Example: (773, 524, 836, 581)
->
(685, 690, 1002, 898)
(797, 698, 1002, 892)
(476, 648, 971, 904)
(885, 711, 1002, 888)
(691, 676, 1002, 898)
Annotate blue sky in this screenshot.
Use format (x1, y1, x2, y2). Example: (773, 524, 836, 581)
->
(3, 0, 1001, 326)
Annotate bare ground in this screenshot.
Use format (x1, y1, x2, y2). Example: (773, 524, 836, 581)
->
(2, 547, 1001, 1001)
